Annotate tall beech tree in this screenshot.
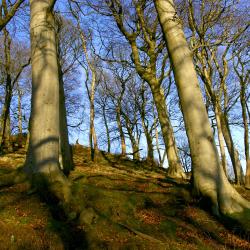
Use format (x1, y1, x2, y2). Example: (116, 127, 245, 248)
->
(24, 0, 71, 201)
(233, 51, 250, 189)
(102, 0, 185, 178)
(69, 4, 99, 161)
(186, 0, 247, 184)
(154, 0, 250, 218)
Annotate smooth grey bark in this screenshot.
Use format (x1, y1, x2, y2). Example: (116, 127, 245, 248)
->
(154, 0, 250, 215)
(25, 0, 71, 202)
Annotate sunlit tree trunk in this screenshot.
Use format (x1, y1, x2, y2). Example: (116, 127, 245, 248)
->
(124, 115, 140, 160)
(75, 15, 98, 161)
(234, 58, 250, 188)
(240, 84, 250, 189)
(139, 83, 154, 162)
(219, 111, 244, 185)
(102, 105, 111, 153)
(154, 0, 250, 215)
(116, 106, 126, 156)
(141, 117, 154, 161)
(25, 0, 70, 202)
(214, 104, 227, 177)
(150, 82, 183, 176)
(154, 112, 165, 168)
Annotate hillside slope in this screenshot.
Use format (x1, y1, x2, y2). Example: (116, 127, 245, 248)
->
(0, 146, 249, 249)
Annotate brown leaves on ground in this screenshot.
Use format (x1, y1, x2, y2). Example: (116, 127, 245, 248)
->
(0, 147, 250, 249)
(135, 208, 165, 225)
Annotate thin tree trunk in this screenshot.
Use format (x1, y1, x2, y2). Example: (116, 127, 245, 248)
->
(142, 120, 154, 161)
(103, 105, 111, 153)
(220, 111, 244, 185)
(154, 114, 164, 167)
(151, 83, 184, 177)
(240, 80, 250, 188)
(139, 87, 154, 161)
(116, 106, 126, 156)
(154, 0, 250, 215)
(0, 28, 12, 151)
(55, 20, 74, 175)
(214, 104, 227, 177)
(17, 83, 23, 135)
(124, 116, 140, 160)
(58, 63, 74, 175)
(76, 18, 98, 161)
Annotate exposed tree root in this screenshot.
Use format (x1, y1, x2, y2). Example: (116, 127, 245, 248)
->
(166, 166, 187, 180)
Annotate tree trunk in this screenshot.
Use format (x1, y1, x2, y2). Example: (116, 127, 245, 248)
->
(154, 0, 250, 215)
(17, 82, 24, 147)
(239, 79, 250, 188)
(0, 28, 12, 152)
(89, 100, 98, 161)
(116, 106, 126, 156)
(58, 62, 74, 175)
(124, 116, 140, 161)
(154, 114, 165, 168)
(103, 105, 111, 153)
(220, 111, 244, 185)
(144, 127, 154, 161)
(139, 92, 154, 161)
(76, 19, 98, 161)
(151, 83, 185, 177)
(214, 104, 227, 177)
(25, 0, 70, 202)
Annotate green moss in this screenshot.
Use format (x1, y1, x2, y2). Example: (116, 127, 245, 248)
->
(159, 220, 176, 238)
(19, 217, 31, 225)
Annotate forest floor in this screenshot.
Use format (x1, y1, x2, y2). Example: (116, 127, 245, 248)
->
(0, 145, 250, 250)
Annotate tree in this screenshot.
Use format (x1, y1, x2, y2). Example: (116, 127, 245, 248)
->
(154, 0, 250, 219)
(24, 0, 71, 202)
(135, 81, 155, 162)
(0, 0, 25, 31)
(69, 3, 99, 161)
(97, 0, 185, 178)
(233, 50, 250, 188)
(0, 28, 30, 152)
(186, 0, 248, 184)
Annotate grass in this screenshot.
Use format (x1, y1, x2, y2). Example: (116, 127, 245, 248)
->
(0, 145, 249, 249)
